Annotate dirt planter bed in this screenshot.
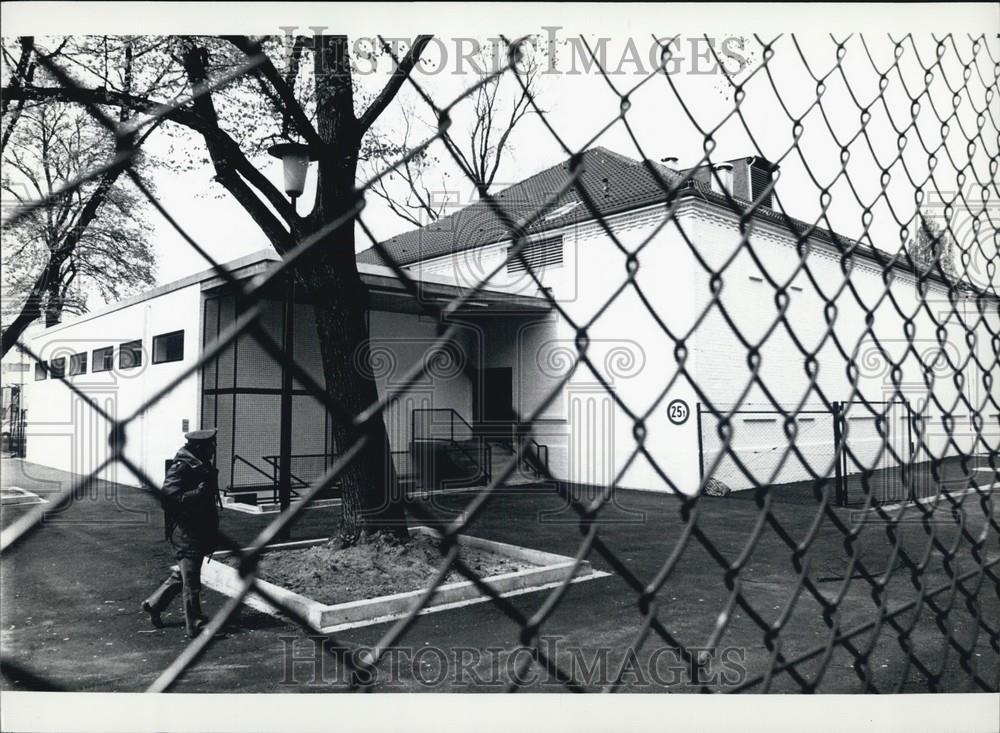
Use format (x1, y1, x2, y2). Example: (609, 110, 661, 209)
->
(200, 526, 608, 632)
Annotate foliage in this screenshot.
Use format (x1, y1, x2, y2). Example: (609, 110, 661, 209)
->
(907, 211, 958, 281)
(2, 101, 155, 326)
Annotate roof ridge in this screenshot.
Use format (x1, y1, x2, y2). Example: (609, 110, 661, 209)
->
(379, 151, 576, 244)
(382, 146, 642, 242)
(358, 146, 679, 267)
(589, 146, 640, 166)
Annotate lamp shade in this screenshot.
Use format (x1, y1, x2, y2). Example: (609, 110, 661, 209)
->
(268, 142, 316, 199)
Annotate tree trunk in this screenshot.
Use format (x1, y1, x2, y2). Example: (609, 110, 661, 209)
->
(298, 35, 407, 544)
(1, 254, 64, 356)
(43, 278, 64, 327)
(180, 38, 408, 544)
(298, 257, 407, 544)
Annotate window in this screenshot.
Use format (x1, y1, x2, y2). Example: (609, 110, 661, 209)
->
(507, 236, 564, 274)
(92, 346, 113, 373)
(34, 361, 48, 381)
(68, 352, 87, 376)
(49, 357, 66, 379)
(152, 330, 184, 364)
(120, 340, 142, 369)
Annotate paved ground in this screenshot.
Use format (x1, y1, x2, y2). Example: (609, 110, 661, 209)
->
(1, 458, 997, 693)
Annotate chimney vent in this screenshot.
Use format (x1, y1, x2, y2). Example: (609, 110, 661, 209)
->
(712, 162, 734, 197)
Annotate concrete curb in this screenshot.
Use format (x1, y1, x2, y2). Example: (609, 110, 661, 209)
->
(0, 486, 48, 506)
(221, 497, 340, 515)
(201, 526, 610, 632)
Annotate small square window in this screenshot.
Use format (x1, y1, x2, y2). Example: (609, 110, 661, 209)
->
(152, 330, 184, 364)
(49, 357, 66, 379)
(34, 361, 48, 381)
(69, 352, 87, 376)
(92, 346, 113, 373)
(120, 340, 143, 369)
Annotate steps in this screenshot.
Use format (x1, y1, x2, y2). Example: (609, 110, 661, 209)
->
(483, 442, 543, 487)
(410, 439, 489, 492)
(403, 438, 547, 494)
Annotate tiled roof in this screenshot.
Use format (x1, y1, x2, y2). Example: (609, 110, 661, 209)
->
(357, 146, 686, 267)
(356, 147, 993, 300)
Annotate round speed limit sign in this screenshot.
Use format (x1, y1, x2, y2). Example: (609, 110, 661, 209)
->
(667, 399, 690, 425)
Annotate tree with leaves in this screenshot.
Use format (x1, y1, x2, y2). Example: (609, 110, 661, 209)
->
(2, 33, 503, 544)
(1, 37, 158, 356)
(907, 211, 958, 282)
(2, 102, 156, 340)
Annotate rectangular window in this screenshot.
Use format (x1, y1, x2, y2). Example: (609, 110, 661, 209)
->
(120, 339, 143, 369)
(507, 236, 564, 274)
(49, 357, 66, 379)
(92, 346, 113, 373)
(68, 352, 87, 376)
(34, 361, 48, 381)
(152, 330, 184, 364)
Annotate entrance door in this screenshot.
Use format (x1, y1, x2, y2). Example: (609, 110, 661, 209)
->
(475, 367, 513, 435)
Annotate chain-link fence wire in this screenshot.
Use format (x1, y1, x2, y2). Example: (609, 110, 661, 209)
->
(698, 400, 988, 506)
(698, 404, 839, 495)
(1, 32, 998, 693)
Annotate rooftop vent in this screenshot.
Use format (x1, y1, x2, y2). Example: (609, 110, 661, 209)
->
(712, 162, 734, 197)
(507, 236, 564, 275)
(686, 156, 778, 209)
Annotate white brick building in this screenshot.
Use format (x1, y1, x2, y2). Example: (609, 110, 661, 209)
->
(21, 148, 999, 504)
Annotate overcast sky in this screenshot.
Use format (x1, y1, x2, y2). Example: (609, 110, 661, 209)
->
(3, 4, 997, 294)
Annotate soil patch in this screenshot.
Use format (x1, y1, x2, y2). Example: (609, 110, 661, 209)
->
(228, 533, 540, 605)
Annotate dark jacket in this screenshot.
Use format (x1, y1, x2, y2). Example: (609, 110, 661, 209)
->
(162, 446, 220, 549)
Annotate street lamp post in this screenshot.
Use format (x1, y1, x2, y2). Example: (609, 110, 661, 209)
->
(267, 142, 316, 532)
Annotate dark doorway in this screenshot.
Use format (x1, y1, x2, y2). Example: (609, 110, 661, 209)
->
(475, 367, 513, 428)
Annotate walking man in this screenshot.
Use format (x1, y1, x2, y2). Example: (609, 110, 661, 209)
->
(142, 428, 221, 638)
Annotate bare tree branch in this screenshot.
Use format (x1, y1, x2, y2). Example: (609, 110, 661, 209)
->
(1, 37, 38, 154)
(181, 45, 294, 250)
(357, 35, 433, 134)
(363, 40, 541, 227)
(223, 35, 323, 148)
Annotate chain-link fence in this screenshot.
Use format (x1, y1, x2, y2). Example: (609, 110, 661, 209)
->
(1, 32, 998, 695)
(698, 400, 991, 506)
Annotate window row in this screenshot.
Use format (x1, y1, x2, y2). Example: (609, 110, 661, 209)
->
(34, 330, 184, 381)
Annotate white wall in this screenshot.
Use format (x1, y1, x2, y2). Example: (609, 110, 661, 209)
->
(443, 209, 704, 493)
(553, 208, 701, 493)
(21, 219, 996, 503)
(685, 205, 999, 491)
(369, 310, 476, 450)
(22, 282, 203, 489)
(406, 200, 998, 495)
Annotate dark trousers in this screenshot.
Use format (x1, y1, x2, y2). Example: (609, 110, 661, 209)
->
(146, 530, 210, 636)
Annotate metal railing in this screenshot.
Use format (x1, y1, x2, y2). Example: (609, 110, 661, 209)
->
(696, 400, 960, 507)
(411, 407, 476, 443)
(410, 408, 493, 489)
(226, 453, 339, 505)
(227, 453, 277, 494)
